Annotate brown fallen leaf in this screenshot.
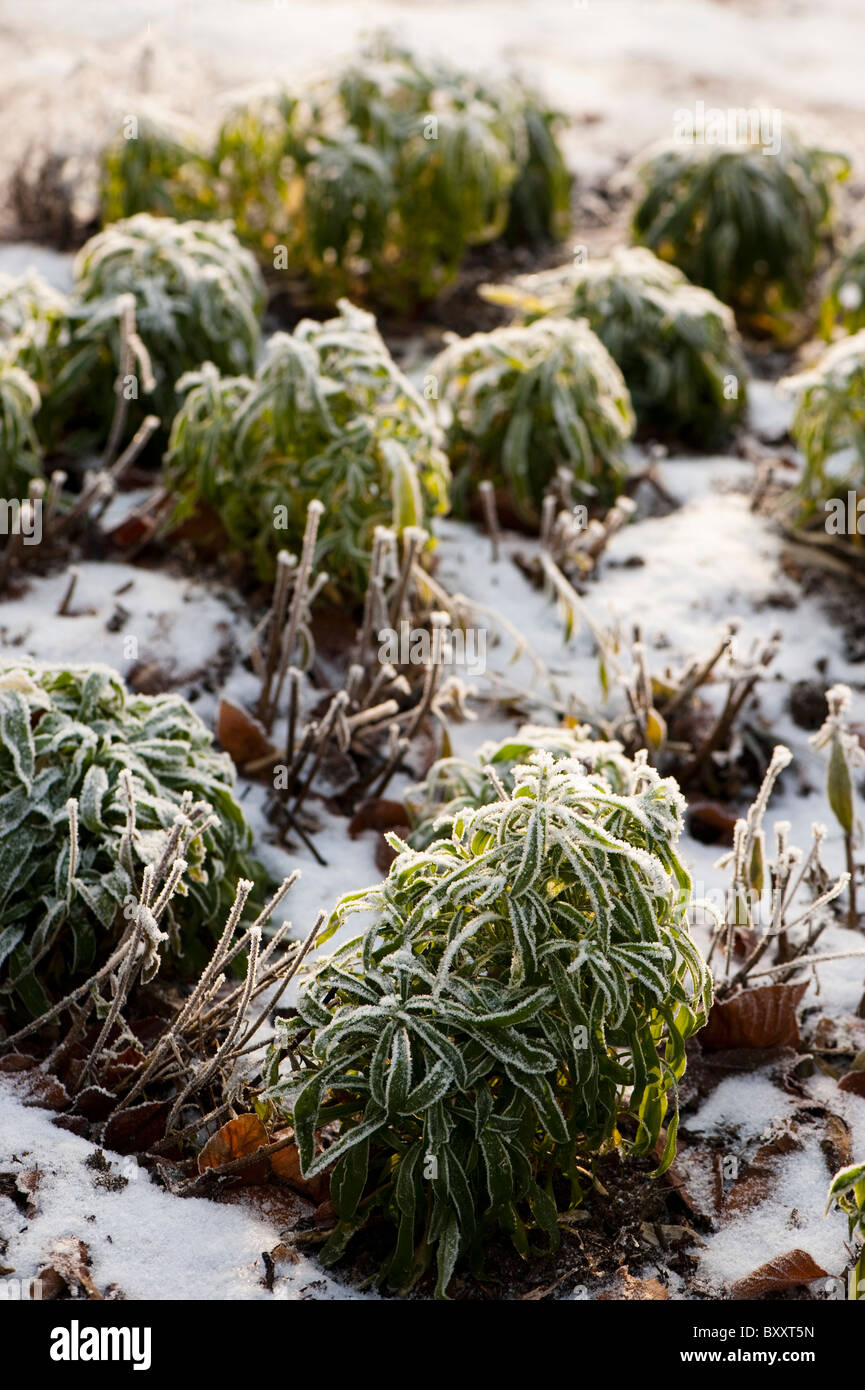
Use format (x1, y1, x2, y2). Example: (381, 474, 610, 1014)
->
(105, 512, 156, 550)
(348, 799, 408, 837)
(198, 1114, 270, 1177)
(599, 1268, 669, 1300)
(687, 800, 738, 846)
(820, 1113, 852, 1174)
(268, 1131, 329, 1202)
(0, 1059, 69, 1111)
(15, 1168, 41, 1217)
(39, 1237, 103, 1301)
(217, 700, 274, 768)
(725, 1132, 802, 1215)
(313, 1198, 337, 1230)
(702, 983, 808, 1051)
(103, 1101, 168, 1156)
(730, 1249, 827, 1300)
(216, 1184, 314, 1233)
(839, 1070, 865, 1098)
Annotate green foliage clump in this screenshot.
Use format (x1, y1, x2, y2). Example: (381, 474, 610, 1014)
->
(406, 722, 639, 848)
(432, 317, 634, 518)
(827, 1161, 865, 1299)
(0, 659, 265, 1019)
(484, 247, 747, 443)
(164, 299, 450, 589)
(97, 40, 571, 311)
(785, 330, 865, 522)
(73, 213, 265, 425)
(101, 114, 206, 224)
(820, 242, 865, 338)
(632, 135, 848, 338)
(265, 751, 711, 1295)
(0, 357, 42, 496)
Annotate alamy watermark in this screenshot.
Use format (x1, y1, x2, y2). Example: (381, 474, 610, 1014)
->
(673, 101, 782, 156)
(825, 491, 865, 535)
(0, 497, 42, 546)
(377, 619, 487, 676)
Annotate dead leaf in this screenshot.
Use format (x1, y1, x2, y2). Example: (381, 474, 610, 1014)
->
(198, 1114, 269, 1176)
(701, 983, 808, 1051)
(39, 1237, 103, 1301)
(216, 1184, 314, 1232)
(820, 1113, 852, 1174)
(730, 1249, 827, 1300)
(839, 1070, 865, 1098)
(15, 1168, 41, 1216)
(687, 800, 738, 846)
(0, 1059, 68, 1111)
(103, 1101, 168, 1156)
(269, 1130, 329, 1202)
(217, 700, 273, 767)
(348, 800, 408, 837)
(126, 662, 173, 695)
(313, 1198, 337, 1230)
(105, 512, 156, 550)
(599, 1268, 669, 1300)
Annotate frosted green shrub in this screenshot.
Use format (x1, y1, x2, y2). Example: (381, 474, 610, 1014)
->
(265, 751, 710, 1295)
(785, 331, 865, 525)
(484, 247, 747, 443)
(0, 659, 264, 1019)
(632, 134, 847, 339)
(164, 300, 450, 589)
(432, 317, 634, 518)
(73, 214, 265, 424)
(406, 722, 639, 848)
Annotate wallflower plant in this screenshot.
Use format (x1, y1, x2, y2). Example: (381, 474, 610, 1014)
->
(72, 214, 265, 426)
(405, 722, 639, 848)
(265, 750, 711, 1296)
(482, 247, 747, 443)
(826, 1161, 865, 1300)
(784, 330, 865, 532)
(632, 134, 848, 339)
(164, 300, 450, 591)
(0, 356, 42, 496)
(0, 659, 265, 1021)
(97, 39, 570, 312)
(432, 317, 634, 520)
(821, 241, 865, 339)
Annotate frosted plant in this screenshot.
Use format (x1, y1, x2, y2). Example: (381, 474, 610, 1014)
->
(72, 214, 265, 424)
(95, 38, 570, 312)
(0, 659, 265, 1020)
(164, 300, 450, 590)
(710, 742, 856, 995)
(821, 241, 865, 338)
(405, 722, 640, 848)
(811, 684, 863, 932)
(432, 317, 634, 520)
(0, 270, 72, 387)
(632, 133, 847, 339)
(826, 1162, 865, 1300)
(483, 247, 747, 444)
(0, 357, 42, 495)
(265, 751, 710, 1296)
(784, 331, 865, 533)
(100, 111, 206, 224)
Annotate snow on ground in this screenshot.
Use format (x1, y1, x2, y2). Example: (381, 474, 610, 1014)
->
(0, 560, 251, 684)
(2, 0, 865, 1302)
(3, 427, 864, 1299)
(0, 1084, 369, 1301)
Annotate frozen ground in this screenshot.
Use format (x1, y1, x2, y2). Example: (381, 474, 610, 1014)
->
(2, 396, 864, 1298)
(2, 0, 865, 1303)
